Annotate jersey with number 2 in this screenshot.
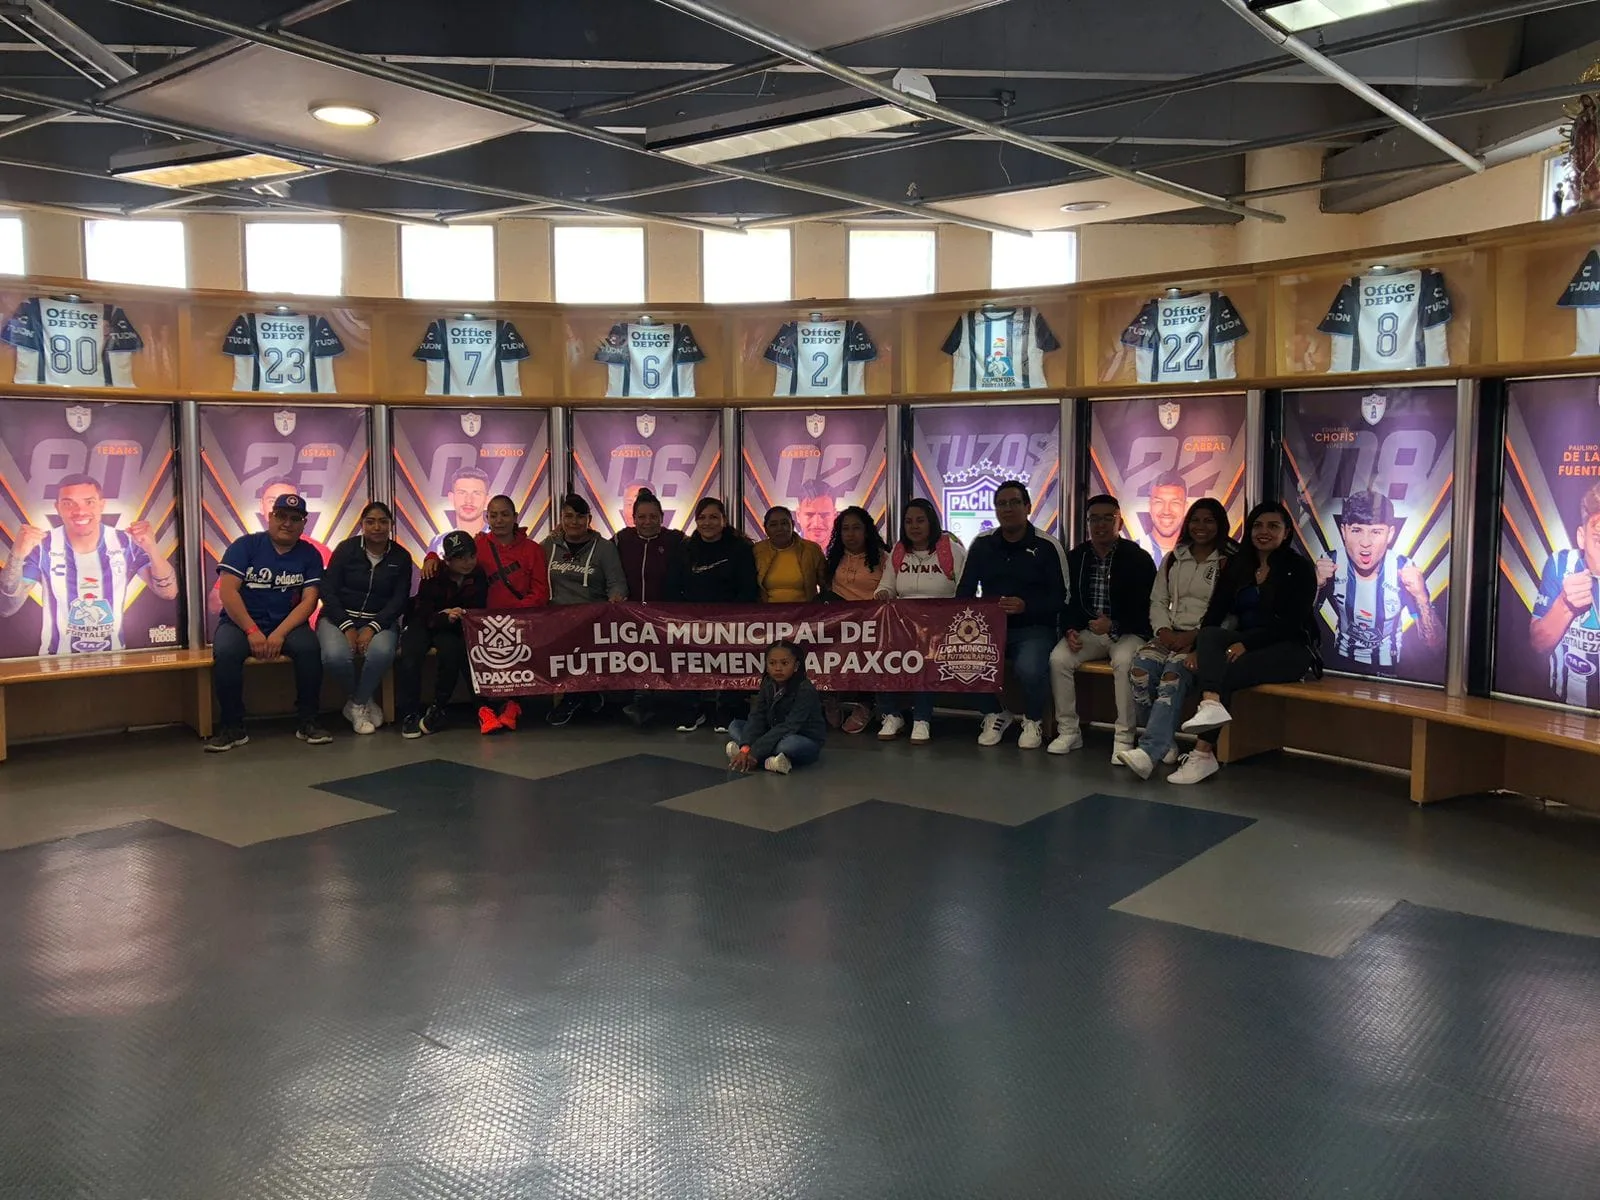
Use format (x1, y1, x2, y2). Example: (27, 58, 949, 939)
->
(3, 297, 143, 388)
(765, 320, 877, 396)
(1319, 269, 1452, 373)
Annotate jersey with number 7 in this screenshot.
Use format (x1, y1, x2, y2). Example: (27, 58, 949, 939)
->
(413, 317, 530, 397)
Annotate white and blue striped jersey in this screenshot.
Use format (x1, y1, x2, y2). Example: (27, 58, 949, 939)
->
(941, 307, 1060, 392)
(20, 526, 150, 655)
(1534, 548, 1600, 708)
(223, 312, 345, 393)
(596, 323, 705, 399)
(1327, 550, 1412, 670)
(414, 318, 530, 397)
(3, 297, 143, 388)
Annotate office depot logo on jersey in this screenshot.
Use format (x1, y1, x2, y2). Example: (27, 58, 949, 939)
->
(1362, 280, 1418, 305)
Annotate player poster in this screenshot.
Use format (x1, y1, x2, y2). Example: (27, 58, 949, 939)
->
(1496, 377, 1600, 711)
(570, 409, 721, 536)
(391, 408, 551, 556)
(1281, 386, 1454, 687)
(198, 404, 369, 640)
(1089, 394, 1247, 564)
(909, 402, 1060, 543)
(0, 398, 180, 660)
(741, 408, 889, 542)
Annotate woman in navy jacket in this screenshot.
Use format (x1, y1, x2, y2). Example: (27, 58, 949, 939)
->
(318, 501, 415, 736)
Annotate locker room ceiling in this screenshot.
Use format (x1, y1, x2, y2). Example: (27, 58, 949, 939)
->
(0, 0, 1594, 236)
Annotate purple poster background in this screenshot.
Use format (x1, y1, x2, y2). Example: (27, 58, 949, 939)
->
(571, 409, 721, 537)
(392, 407, 550, 556)
(1281, 386, 1454, 687)
(0, 398, 180, 659)
(909, 402, 1060, 544)
(199, 404, 369, 640)
(741, 408, 888, 544)
(1496, 377, 1600, 710)
(1089, 394, 1247, 560)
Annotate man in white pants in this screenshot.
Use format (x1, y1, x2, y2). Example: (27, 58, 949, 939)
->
(1048, 494, 1158, 761)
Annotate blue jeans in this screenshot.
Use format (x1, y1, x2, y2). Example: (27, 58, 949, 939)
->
(880, 693, 935, 723)
(1131, 647, 1195, 763)
(213, 620, 321, 729)
(727, 718, 822, 769)
(316, 619, 398, 707)
(977, 624, 1055, 721)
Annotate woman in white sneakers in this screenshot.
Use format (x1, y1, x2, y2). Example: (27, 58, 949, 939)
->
(874, 498, 966, 744)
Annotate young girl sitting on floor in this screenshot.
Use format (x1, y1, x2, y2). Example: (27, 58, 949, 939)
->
(726, 639, 826, 775)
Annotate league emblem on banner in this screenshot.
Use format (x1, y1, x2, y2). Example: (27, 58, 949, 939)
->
(635, 412, 656, 439)
(936, 607, 1001, 685)
(1360, 392, 1387, 426)
(273, 409, 297, 436)
(64, 404, 92, 433)
(1158, 401, 1181, 431)
(805, 412, 826, 439)
(460, 412, 482, 437)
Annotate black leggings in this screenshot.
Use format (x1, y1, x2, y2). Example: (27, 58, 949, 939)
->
(1192, 626, 1312, 741)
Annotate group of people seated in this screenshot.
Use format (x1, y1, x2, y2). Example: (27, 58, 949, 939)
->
(205, 479, 1322, 785)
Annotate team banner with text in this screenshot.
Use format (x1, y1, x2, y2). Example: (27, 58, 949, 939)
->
(1281, 386, 1454, 687)
(1496, 377, 1600, 711)
(1089, 394, 1247, 565)
(199, 404, 370, 640)
(909, 402, 1061, 543)
(0, 398, 181, 660)
(741, 408, 889, 542)
(571, 408, 721, 537)
(391, 407, 550, 556)
(463, 599, 1008, 697)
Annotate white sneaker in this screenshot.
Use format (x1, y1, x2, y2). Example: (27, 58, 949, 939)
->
(677, 713, 706, 733)
(764, 753, 793, 775)
(878, 714, 906, 741)
(1116, 746, 1154, 780)
(365, 701, 385, 731)
(1110, 740, 1135, 766)
(1181, 700, 1233, 732)
(725, 740, 740, 762)
(1163, 747, 1180, 765)
(1046, 730, 1083, 755)
(977, 712, 1014, 746)
(909, 720, 932, 745)
(341, 700, 359, 729)
(353, 712, 376, 735)
(1018, 719, 1044, 750)
(1167, 751, 1220, 785)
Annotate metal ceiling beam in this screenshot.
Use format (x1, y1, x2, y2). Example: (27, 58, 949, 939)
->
(566, 54, 792, 119)
(97, 0, 1033, 237)
(1229, 160, 1458, 201)
(648, 0, 1283, 223)
(0, 0, 135, 84)
(1218, 0, 1483, 174)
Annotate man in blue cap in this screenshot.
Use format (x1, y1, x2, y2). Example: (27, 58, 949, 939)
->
(207, 490, 331, 750)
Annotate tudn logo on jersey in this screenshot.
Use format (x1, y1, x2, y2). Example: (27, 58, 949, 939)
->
(273, 409, 297, 436)
(469, 614, 534, 672)
(1158, 401, 1181, 431)
(1360, 393, 1388, 426)
(64, 404, 93, 433)
(636, 412, 656, 439)
(805, 412, 826, 439)
(460, 412, 482, 437)
(935, 607, 1001, 685)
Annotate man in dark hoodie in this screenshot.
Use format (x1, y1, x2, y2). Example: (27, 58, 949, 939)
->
(318, 501, 415, 736)
(612, 488, 685, 725)
(669, 497, 759, 732)
(396, 530, 489, 739)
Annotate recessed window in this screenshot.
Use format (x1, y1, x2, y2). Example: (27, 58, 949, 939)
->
(84, 219, 187, 288)
(402, 224, 496, 302)
(0, 216, 22, 275)
(848, 229, 936, 299)
(703, 228, 792, 303)
(245, 222, 344, 295)
(1544, 154, 1574, 221)
(554, 226, 645, 304)
(991, 230, 1078, 289)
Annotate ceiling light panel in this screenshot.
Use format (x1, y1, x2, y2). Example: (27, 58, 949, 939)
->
(1253, 0, 1434, 32)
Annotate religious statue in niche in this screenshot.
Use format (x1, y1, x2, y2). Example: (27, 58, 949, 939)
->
(1555, 66, 1600, 215)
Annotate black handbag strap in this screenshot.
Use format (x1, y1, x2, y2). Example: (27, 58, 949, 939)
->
(487, 539, 526, 600)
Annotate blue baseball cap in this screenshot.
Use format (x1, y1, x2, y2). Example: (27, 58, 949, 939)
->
(271, 492, 308, 517)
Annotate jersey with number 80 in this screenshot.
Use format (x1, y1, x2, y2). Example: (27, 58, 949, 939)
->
(4, 297, 144, 388)
(414, 317, 530, 397)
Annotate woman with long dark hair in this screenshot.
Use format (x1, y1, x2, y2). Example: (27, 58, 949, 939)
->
(874, 498, 966, 743)
(318, 501, 414, 735)
(613, 487, 685, 725)
(1168, 501, 1320, 785)
(668, 496, 759, 732)
(822, 505, 887, 734)
(754, 505, 825, 603)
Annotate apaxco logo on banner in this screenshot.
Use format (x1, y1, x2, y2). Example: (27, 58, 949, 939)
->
(468, 614, 536, 688)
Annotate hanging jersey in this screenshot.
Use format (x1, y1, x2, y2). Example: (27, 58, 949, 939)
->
(19, 526, 150, 655)
(1327, 551, 1411, 670)
(1533, 548, 1600, 709)
(765, 320, 877, 396)
(222, 312, 345, 394)
(595, 323, 705, 399)
(941, 307, 1059, 392)
(1319, 269, 1452, 373)
(1120, 292, 1248, 384)
(3, 297, 143, 388)
(1557, 248, 1600, 356)
(413, 318, 530, 397)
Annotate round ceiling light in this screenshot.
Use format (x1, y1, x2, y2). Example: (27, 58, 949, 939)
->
(310, 102, 379, 128)
(1059, 200, 1109, 213)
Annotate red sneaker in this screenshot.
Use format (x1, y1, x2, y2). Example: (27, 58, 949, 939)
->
(498, 699, 522, 731)
(478, 705, 504, 735)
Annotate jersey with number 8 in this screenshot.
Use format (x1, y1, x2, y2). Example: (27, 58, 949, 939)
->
(1319, 269, 1452, 373)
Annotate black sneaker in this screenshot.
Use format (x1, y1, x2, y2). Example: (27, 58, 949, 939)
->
(204, 726, 248, 753)
(622, 702, 650, 728)
(585, 693, 605, 713)
(400, 713, 423, 739)
(546, 697, 579, 727)
(420, 704, 447, 735)
(296, 721, 333, 745)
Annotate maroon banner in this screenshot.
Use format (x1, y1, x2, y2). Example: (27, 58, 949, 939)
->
(463, 599, 1008, 697)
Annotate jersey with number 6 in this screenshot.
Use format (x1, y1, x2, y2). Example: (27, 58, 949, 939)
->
(1319, 269, 1452, 373)
(3, 297, 143, 388)
(413, 318, 530, 397)
(765, 319, 877, 396)
(596, 323, 705, 399)
(222, 312, 345, 393)
(1120, 292, 1248, 384)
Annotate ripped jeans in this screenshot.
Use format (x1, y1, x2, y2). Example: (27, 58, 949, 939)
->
(1130, 646, 1196, 764)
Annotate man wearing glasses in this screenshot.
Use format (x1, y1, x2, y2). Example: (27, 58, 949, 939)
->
(206, 491, 332, 752)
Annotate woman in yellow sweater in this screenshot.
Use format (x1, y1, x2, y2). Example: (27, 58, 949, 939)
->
(754, 505, 826, 604)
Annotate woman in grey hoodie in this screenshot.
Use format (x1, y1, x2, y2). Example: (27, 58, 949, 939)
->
(541, 493, 627, 725)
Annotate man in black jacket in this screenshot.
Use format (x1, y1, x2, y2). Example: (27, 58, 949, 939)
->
(954, 480, 1068, 750)
(1048, 494, 1157, 762)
